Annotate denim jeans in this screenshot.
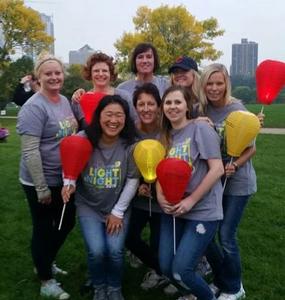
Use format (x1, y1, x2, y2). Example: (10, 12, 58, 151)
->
(206, 195, 250, 294)
(125, 207, 161, 274)
(159, 214, 218, 300)
(78, 210, 130, 289)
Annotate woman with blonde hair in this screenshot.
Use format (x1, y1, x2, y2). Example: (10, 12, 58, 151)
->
(200, 63, 257, 300)
(17, 54, 79, 299)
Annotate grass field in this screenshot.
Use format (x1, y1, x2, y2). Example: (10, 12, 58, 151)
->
(0, 118, 284, 300)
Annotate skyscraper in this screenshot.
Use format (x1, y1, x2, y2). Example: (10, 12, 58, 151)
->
(40, 13, 54, 55)
(69, 45, 95, 65)
(230, 38, 258, 77)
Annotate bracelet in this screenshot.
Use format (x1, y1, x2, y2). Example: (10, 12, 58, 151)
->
(232, 162, 239, 171)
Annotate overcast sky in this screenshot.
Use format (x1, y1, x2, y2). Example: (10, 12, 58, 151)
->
(24, 0, 284, 69)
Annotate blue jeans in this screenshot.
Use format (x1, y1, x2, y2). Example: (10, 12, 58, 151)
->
(159, 214, 218, 300)
(78, 210, 130, 289)
(206, 195, 250, 294)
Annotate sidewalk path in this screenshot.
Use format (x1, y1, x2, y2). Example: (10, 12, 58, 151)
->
(1, 116, 285, 135)
(260, 128, 285, 135)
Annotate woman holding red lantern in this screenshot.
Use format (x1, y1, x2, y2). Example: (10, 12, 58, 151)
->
(62, 95, 139, 300)
(198, 64, 257, 300)
(157, 85, 224, 300)
(17, 54, 79, 299)
(72, 52, 137, 123)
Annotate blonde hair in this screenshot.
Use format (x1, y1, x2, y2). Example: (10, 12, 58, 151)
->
(34, 53, 64, 78)
(198, 63, 232, 115)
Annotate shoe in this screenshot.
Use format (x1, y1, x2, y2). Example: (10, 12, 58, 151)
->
(218, 284, 245, 300)
(177, 295, 197, 300)
(163, 283, 179, 295)
(127, 252, 143, 268)
(107, 287, 125, 300)
(93, 285, 107, 300)
(52, 262, 68, 275)
(140, 270, 168, 290)
(209, 283, 220, 296)
(40, 279, 70, 299)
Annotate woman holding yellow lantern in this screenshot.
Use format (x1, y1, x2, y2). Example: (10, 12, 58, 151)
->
(125, 83, 169, 291)
(199, 63, 259, 300)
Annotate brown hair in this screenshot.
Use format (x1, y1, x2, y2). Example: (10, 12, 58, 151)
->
(82, 52, 117, 82)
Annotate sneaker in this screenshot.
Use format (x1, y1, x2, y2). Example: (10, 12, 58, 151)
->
(209, 283, 220, 296)
(127, 252, 143, 268)
(218, 284, 245, 300)
(107, 287, 125, 300)
(40, 279, 70, 299)
(177, 295, 197, 300)
(93, 285, 107, 300)
(163, 283, 179, 295)
(140, 270, 168, 290)
(52, 262, 68, 275)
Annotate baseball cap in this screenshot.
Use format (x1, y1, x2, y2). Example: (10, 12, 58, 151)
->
(168, 56, 198, 73)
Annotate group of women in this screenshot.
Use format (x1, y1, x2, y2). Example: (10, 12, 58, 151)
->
(17, 42, 257, 300)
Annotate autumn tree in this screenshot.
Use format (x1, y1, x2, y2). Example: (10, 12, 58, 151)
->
(0, 0, 53, 70)
(115, 5, 224, 75)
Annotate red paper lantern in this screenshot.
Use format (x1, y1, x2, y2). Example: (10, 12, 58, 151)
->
(256, 59, 285, 105)
(80, 91, 106, 124)
(60, 135, 93, 180)
(156, 158, 192, 204)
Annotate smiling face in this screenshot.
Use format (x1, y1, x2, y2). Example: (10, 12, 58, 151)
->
(136, 92, 159, 126)
(205, 71, 227, 107)
(172, 69, 194, 87)
(38, 60, 64, 94)
(163, 90, 188, 128)
(91, 62, 111, 89)
(100, 103, 126, 142)
(135, 48, 155, 76)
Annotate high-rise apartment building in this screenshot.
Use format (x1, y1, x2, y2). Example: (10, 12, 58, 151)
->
(40, 13, 55, 55)
(69, 45, 95, 65)
(230, 38, 258, 77)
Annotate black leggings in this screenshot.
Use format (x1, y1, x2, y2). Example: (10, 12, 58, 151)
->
(22, 185, 76, 281)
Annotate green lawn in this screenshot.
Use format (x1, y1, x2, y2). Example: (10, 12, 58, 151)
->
(246, 103, 285, 128)
(0, 119, 284, 300)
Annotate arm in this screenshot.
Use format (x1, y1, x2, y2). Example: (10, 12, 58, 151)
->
(156, 180, 176, 214)
(71, 88, 86, 103)
(106, 178, 139, 234)
(21, 134, 51, 204)
(225, 145, 256, 177)
(172, 158, 224, 216)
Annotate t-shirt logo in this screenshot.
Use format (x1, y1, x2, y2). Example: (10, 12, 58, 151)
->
(56, 116, 78, 139)
(83, 160, 121, 189)
(168, 138, 192, 168)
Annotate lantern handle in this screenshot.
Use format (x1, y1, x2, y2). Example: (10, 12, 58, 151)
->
(222, 157, 233, 193)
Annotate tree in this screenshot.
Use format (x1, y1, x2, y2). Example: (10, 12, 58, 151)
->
(232, 86, 255, 103)
(114, 5, 224, 75)
(62, 64, 92, 100)
(0, 0, 53, 70)
(0, 55, 34, 108)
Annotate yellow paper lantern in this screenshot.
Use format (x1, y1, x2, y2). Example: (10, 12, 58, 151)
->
(225, 111, 260, 157)
(133, 139, 166, 183)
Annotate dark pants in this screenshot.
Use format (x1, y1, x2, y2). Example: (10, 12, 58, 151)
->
(125, 207, 161, 274)
(22, 185, 76, 280)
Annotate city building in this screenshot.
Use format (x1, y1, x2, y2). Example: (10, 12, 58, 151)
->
(230, 38, 258, 77)
(40, 13, 55, 55)
(69, 44, 95, 65)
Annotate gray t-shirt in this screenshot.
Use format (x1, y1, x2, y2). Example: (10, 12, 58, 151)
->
(168, 121, 223, 221)
(17, 92, 78, 186)
(114, 87, 138, 121)
(117, 76, 170, 98)
(207, 101, 257, 196)
(75, 137, 138, 221)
